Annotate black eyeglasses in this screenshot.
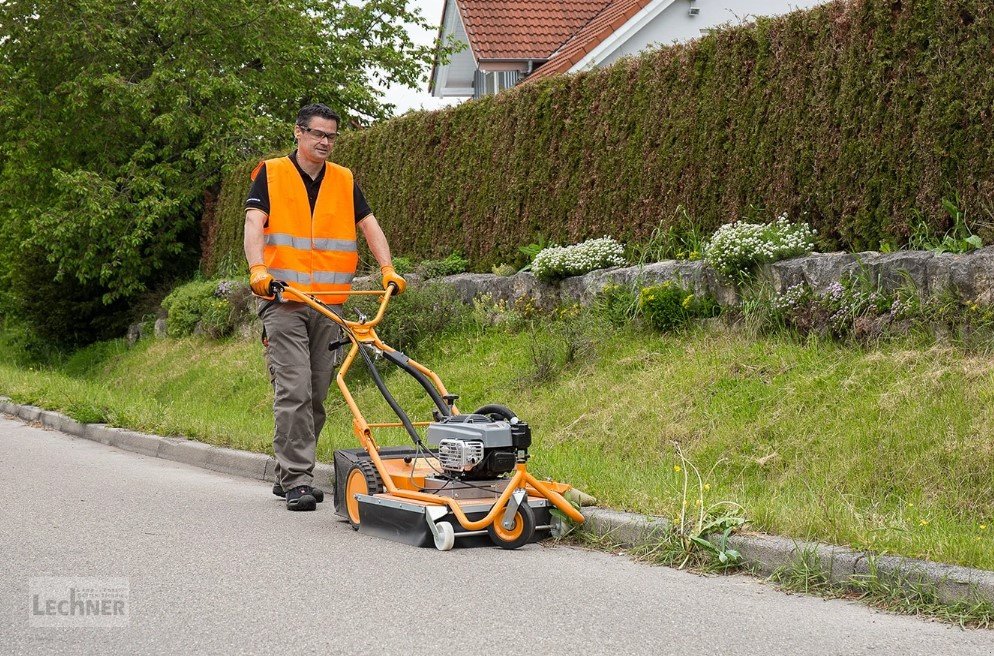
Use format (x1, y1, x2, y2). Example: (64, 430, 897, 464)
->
(298, 125, 339, 142)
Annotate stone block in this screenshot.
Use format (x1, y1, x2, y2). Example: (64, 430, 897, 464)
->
(854, 554, 994, 605)
(205, 446, 269, 479)
(158, 438, 211, 467)
(39, 410, 62, 429)
(263, 458, 278, 482)
(56, 414, 85, 437)
(579, 507, 670, 547)
(111, 430, 162, 457)
(126, 323, 141, 345)
(725, 533, 801, 578)
(313, 463, 336, 490)
(83, 424, 118, 446)
(17, 405, 41, 422)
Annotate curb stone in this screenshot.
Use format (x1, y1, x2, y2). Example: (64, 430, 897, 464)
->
(0, 397, 339, 496)
(2, 396, 991, 605)
(579, 507, 994, 606)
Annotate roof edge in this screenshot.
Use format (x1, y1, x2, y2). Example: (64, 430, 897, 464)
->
(566, 0, 677, 74)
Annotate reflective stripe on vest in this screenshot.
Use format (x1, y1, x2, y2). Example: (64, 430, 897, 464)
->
(268, 268, 355, 285)
(261, 156, 358, 304)
(264, 233, 358, 253)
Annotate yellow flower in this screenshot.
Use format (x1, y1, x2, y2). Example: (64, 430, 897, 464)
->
(704, 483, 711, 491)
(919, 519, 929, 527)
(981, 525, 988, 531)
(695, 499, 702, 506)
(673, 465, 681, 473)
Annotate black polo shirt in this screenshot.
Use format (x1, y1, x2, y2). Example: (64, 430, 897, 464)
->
(245, 151, 372, 224)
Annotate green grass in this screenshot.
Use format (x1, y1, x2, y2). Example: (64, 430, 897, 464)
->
(1, 319, 992, 571)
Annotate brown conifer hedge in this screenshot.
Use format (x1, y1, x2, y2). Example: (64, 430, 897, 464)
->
(204, 0, 994, 274)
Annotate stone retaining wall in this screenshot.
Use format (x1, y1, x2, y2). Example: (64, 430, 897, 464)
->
(441, 248, 994, 310)
(129, 248, 994, 343)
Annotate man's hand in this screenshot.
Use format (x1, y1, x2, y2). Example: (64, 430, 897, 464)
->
(380, 265, 406, 295)
(249, 264, 275, 297)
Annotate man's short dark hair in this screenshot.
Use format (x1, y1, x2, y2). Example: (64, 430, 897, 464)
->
(296, 103, 341, 128)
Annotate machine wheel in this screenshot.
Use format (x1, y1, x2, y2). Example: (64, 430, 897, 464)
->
(345, 460, 384, 530)
(473, 404, 517, 422)
(487, 502, 535, 550)
(433, 521, 455, 551)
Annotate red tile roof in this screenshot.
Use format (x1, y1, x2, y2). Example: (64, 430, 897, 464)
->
(457, 0, 614, 61)
(526, 0, 654, 82)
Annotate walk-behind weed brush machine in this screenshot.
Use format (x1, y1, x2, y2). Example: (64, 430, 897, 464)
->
(273, 281, 586, 550)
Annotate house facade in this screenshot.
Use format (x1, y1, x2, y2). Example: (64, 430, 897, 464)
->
(430, 0, 830, 98)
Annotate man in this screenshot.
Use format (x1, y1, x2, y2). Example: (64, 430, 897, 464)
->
(244, 103, 406, 511)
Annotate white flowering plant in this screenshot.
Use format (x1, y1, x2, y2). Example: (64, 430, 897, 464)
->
(531, 237, 627, 282)
(703, 214, 816, 282)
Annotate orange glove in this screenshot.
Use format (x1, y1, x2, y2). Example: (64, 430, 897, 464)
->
(380, 264, 406, 295)
(249, 264, 275, 297)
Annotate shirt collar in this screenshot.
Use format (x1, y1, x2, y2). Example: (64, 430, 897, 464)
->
(289, 150, 325, 183)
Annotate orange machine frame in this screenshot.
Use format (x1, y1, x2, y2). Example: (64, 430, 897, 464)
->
(278, 284, 587, 533)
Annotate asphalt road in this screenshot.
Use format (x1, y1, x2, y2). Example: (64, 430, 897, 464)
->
(2, 416, 993, 656)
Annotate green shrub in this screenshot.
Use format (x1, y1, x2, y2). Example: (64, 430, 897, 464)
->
(516, 235, 550, 271)
(392, 256, 414, 274)
(161, 280, 240, 338)
(417, 252, 469, 279)
(351, 283, 471, 353)
(0, 318, 66, 366)
(491, 263, 517, 277)
(908, 197, 985, 255)
(638, 282, 719, 331)
(628, 208, 706, 264)
(593, 284, 640, 326)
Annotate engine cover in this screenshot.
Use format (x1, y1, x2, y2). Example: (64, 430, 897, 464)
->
(426, 414, 512, 448)
(426, 414, 528, 479)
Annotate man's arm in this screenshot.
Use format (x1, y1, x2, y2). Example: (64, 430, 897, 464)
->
(244, 209, 267, 267)
(245, 208, 275, 296)
(359, 215, 406, 294)
(358, 215, 392, 267)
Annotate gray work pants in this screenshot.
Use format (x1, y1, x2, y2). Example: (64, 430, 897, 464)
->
(260, 300, 343, 490)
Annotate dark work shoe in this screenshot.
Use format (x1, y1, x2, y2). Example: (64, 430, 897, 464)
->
(273, 483, 324, 503)
(285, 486, 317, 511)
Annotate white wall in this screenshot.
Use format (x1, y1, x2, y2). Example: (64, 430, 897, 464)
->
(434, 0, 477, 96)
(595, 0, 829, 68)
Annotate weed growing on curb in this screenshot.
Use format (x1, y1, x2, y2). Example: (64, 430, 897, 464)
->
(772, 548, 994, 629)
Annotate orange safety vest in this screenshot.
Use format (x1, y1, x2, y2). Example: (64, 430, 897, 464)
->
(252, 156, 358, 305)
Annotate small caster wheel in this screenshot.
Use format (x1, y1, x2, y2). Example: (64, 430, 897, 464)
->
(487, 503, 535, 550)
(434, 521, 455, 551)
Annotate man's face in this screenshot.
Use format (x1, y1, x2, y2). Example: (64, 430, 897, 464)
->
(294, 116, 338, 163)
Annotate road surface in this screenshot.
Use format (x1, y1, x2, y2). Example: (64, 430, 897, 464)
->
(1, 416, 992, 655)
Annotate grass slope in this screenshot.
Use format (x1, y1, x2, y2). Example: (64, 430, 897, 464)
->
(1, 322, 991, 570)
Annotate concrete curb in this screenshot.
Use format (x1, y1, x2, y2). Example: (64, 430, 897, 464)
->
(3, 395, 991, 606)
(0, 397, 335, 492)
(579, 507, 994, 606)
